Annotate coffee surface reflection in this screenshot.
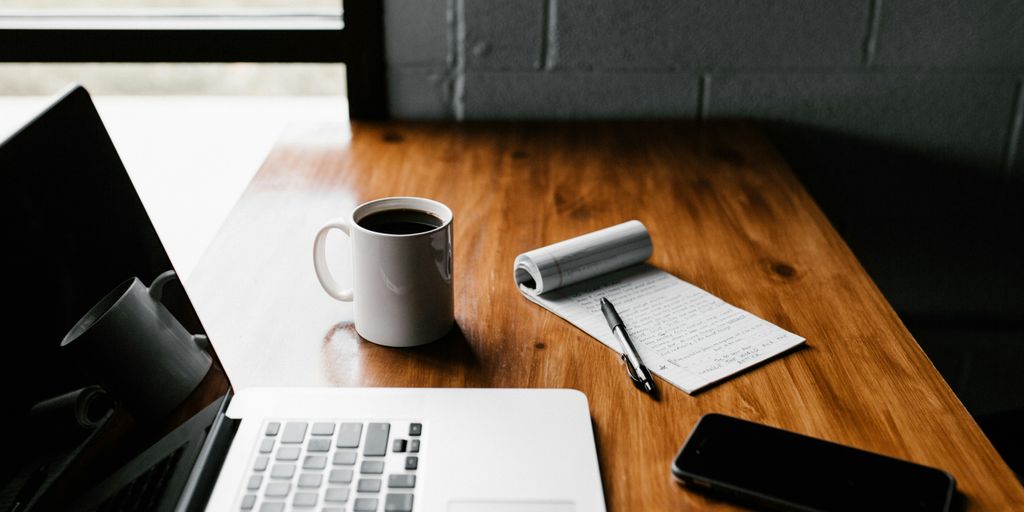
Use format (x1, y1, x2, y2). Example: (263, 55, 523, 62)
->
(358, 208, 443, 235)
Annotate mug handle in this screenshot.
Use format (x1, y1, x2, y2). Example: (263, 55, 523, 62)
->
(148, 270, 178, 301)
(313, 218, 355, 302)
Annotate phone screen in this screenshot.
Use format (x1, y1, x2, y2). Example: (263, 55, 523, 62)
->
(672, 414, 955, 512)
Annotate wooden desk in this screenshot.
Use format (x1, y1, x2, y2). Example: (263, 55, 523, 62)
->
(188, 121, 1024, 510)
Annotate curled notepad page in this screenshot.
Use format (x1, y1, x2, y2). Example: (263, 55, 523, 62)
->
(514, 220, 653, 295)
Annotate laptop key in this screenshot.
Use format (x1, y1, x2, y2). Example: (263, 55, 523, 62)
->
(292, 492, 318, 508)
(311, 422, 336, 436)
(354, 497, 379, 511)
(253, 455, 269, 471)
(303, 455, 327, 470)
(265, 422, 280, 436)
(259, 503, 284, 512)
(364, 423, 390, 456)
(385, 493, 414, 512)
(270, 463, 295, 479)
(408, 423, 422, 436)
(264, 482, 290, 497)
(324, 487, 351, 503)
(259, 438, 274, 453)
(338, 423, 363, 448)
(281, 422, 307, 444)
(388, 474, 415, 488)
(357, 478, 381, 493)
(240, 494, 257, 510)
(307, 437, 331, 452)
(409, 440, 420, 453)
(333, 450, 358, 465)
(329, 468, 354, 484)
(392, 439, 407, 452)
(247, 475, 262, 490)
(361, 460, 385, 474)
(404, 456, 418, 470)
(298, 473, 323, 488)
(276, 446, 300, 461)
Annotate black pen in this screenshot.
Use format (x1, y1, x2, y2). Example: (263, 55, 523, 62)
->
(600, 297, 657, 395)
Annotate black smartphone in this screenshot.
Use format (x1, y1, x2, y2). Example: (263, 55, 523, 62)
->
(671, 414, 956, 512)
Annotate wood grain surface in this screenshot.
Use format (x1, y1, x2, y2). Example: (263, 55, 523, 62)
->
(187, 121, 1024, 510)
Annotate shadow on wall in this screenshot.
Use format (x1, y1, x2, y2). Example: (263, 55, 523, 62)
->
(763, 123, 1024, 475)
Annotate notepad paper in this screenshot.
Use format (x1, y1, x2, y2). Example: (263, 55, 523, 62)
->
(514, 221, 805, 394)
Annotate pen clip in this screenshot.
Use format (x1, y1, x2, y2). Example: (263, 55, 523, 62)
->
(620, 353, 642, 383)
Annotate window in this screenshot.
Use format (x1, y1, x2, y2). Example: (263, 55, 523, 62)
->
(0, 0, 386, 117)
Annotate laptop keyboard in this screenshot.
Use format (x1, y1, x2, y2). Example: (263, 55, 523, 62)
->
(240, 420, 422, 512)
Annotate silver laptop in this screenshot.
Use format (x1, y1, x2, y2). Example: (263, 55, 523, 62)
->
(0, 85, 606, 512)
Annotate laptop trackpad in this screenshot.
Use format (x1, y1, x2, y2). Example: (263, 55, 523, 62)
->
(448, 501, 575, 512)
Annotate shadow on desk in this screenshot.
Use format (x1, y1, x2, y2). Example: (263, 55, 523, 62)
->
(762, 123, 1024, 477)
(321, 322, 484, 387)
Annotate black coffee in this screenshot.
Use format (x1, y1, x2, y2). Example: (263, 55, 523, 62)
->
(358, 208, 443, 235)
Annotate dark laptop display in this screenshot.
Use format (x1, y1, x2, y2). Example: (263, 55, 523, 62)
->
(0, 86, 229, 511)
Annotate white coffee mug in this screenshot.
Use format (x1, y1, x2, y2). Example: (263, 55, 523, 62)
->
(313, 197, 454, 347)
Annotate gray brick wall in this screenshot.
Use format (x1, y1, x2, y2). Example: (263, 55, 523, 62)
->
(464, 0, 547, 70)
(706, 72, 1020, 170)
(873, 0, 1024, 68)
(383, 0, 1024, 176)
(462, 71, 698, 119)
(554, 0, 868, 69)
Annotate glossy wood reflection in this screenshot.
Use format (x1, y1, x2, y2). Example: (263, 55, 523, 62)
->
(188, 121, 1024, 510)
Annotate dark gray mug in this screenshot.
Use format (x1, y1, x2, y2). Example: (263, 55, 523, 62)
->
(60, 270, 212, 420)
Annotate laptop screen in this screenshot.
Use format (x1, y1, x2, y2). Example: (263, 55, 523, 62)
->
(0, 86, 230, 510)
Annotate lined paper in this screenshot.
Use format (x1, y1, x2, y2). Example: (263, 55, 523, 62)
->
(515, 222, 805, 394)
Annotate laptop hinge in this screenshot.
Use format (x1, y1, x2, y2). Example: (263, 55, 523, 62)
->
(175, 390, 239, 512)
